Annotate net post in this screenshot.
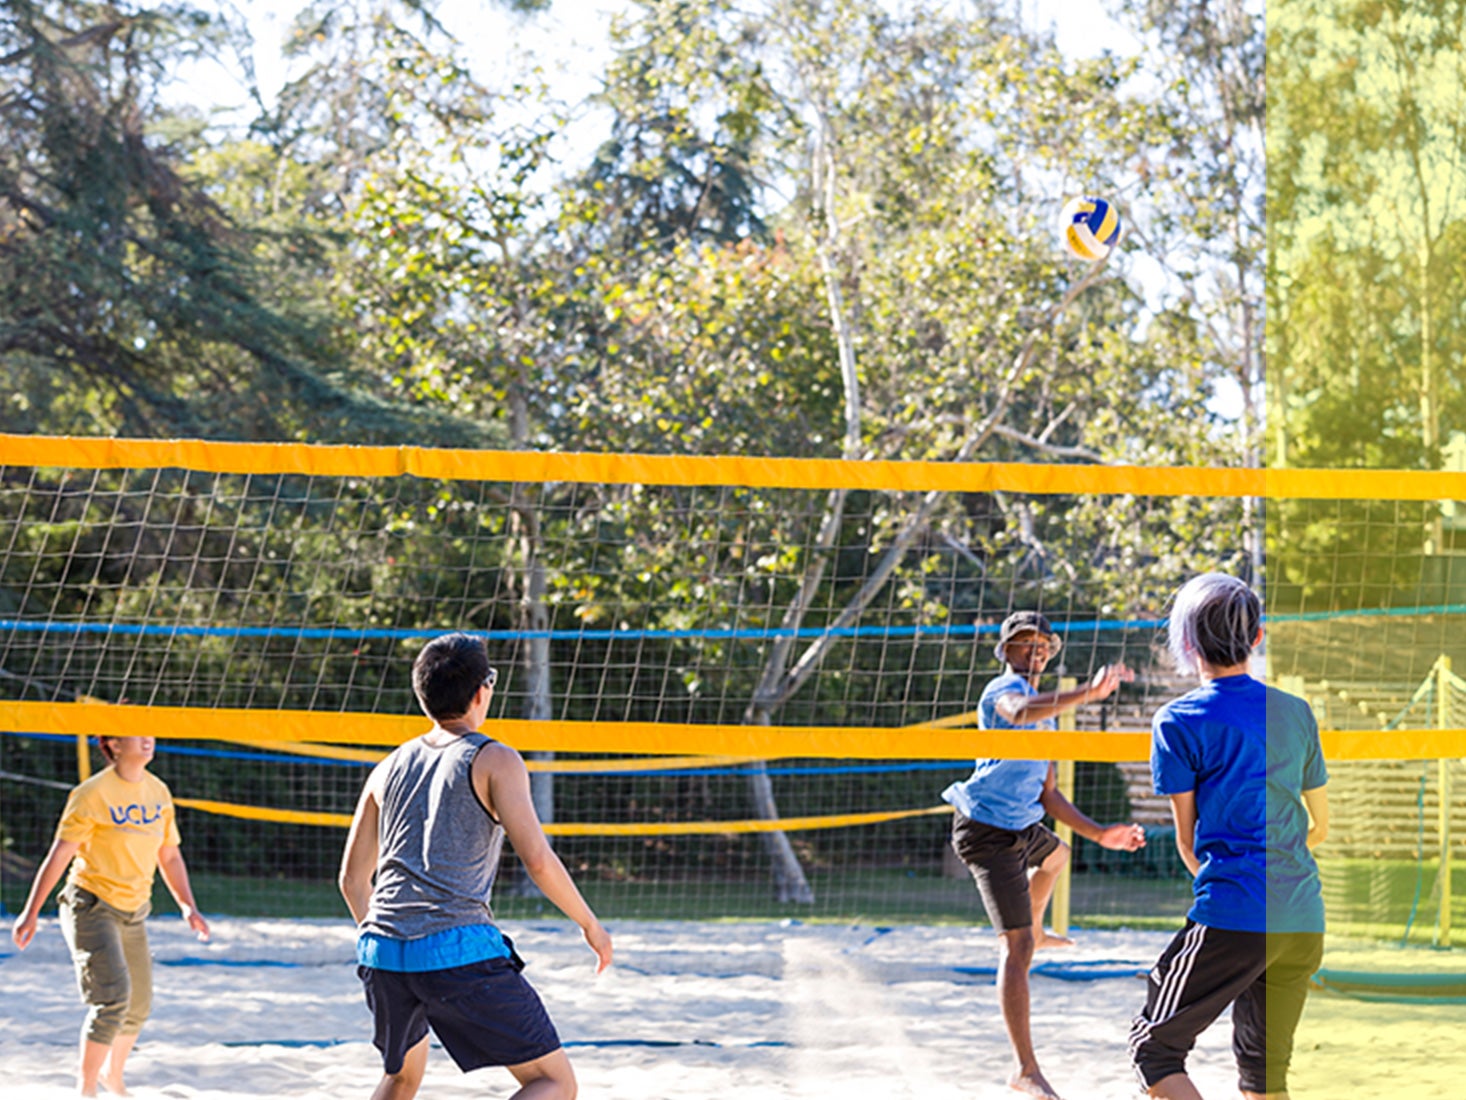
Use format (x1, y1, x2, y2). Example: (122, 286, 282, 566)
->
(1438, 656, 1453, 948)
(1051, 677, 1077, 937)
(75, 733, 91, 783)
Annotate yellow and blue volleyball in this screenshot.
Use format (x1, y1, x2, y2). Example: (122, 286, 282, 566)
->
(1061, 196, 1121, 262)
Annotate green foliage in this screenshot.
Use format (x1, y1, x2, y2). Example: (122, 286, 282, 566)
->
(1267, 0, 1466, 609)
(0, 0, 1273, 904)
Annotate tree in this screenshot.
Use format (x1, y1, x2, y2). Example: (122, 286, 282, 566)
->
(0, 0, 469, 443)
(1112, 0, 1266, 584)
(544, 0, 1245, 900)
(1268, 0, 1466, 606)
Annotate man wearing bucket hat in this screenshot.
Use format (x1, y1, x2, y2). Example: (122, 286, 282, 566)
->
(943, 610, 1145, 1100)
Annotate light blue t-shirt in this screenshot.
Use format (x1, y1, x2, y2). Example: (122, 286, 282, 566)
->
(1151, 674, 1327, 934)
(941, 671, 1053, 831)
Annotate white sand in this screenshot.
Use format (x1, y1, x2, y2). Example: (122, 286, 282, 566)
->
(2, 917, 1462, 1099)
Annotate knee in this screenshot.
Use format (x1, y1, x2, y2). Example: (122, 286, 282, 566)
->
(521, 1055, 577, 1100)
(383, 1063, 425, 1093)
(84, 997, 130, 1046)
(122, 983, 152, 1034)
(548, 1062, 578, 1100)
(1043, 842, 1070, 872)
(1001, 926, 1035, 963)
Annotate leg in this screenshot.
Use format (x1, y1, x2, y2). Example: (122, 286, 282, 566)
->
(369, 1033, 429, 1100)
(952, 815, 1062, 1097)
(1028, 842, 1073, 949)
(103, 910, 152, 1095)
(998, 926, 1060, 1099)
(102, 1034, 138, 1096)
(1130, 923, 1261, 1099)
(59, 890, 131, 1098)
(506, 1047, 578, 1100)
(1232, 933, 1323, 1100)
(78, 1039, 111, 1098)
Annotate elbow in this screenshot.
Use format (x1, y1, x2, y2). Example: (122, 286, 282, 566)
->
(518, 846, 556, 880)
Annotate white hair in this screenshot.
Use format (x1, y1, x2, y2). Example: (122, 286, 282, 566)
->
(1167, 572, 1261, 674)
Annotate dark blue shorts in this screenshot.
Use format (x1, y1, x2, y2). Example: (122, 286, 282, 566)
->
(358, 956, 561, 1074)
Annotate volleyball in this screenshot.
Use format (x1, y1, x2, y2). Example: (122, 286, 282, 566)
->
(1061, 195, 1121, 262)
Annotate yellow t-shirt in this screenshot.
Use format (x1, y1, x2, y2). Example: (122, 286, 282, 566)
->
(57, 767, 182, 912)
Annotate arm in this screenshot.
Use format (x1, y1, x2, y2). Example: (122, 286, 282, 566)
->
(1302, 785, 1328, 850)
(338, 763, 386, 925)
(994, 663, 1133, 725)
(1167, 791, 1201, 877)
(11, 837, 79, 949)
(157, 844, 210, 941)
(1039, 763, 1146, 851)
(481, 744, 612, 973)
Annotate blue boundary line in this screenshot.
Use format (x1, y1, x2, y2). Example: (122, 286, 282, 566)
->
(0, 617, 1160, 641)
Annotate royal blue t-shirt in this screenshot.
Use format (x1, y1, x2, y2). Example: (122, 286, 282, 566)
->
(1151, 674, 1327, 934)
(941, 671, 1053, 831)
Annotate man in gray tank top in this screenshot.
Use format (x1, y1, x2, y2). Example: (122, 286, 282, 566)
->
(340, 633, 612, 1100)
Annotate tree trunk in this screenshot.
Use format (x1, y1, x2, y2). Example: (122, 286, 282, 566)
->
(507, 379, 554, 896)
(745, 705, 815, 904)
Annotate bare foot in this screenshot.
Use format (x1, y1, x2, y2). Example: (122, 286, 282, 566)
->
(1034, 929, 1074, 950)
(100, 1075, 129, 1097)
(1010, 1066, 1063, 1099)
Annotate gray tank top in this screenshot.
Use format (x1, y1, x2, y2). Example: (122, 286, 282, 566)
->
(362, 732, 505, 939)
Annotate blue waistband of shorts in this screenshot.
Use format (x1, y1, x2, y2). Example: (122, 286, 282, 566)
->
(357, 923, 510, 972)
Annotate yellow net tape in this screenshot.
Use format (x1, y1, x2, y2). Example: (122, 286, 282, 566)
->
(4, 431, 1465, 499)
(0, 699, 1139, 760)
(174, 797, 351, 829)
(8, 700, 1463, 761)
(172, 796, 952, 834)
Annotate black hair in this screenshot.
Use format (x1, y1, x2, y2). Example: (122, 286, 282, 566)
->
(412, 632, 491, 720)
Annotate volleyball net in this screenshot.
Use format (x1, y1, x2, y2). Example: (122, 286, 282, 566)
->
(0, 434, 1461, 942)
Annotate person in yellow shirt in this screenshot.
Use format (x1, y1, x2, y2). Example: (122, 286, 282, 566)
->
(11, 735, 210, 1097)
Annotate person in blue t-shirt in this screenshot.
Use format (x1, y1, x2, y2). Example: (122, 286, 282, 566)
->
(943, 610, 1146, 1100)
(1130, 573, 1328, 1100)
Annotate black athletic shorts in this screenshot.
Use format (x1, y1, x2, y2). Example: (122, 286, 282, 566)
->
(359, 954, 561, 1074)
(1129, 920, 1324, 1094)
(950, 811, 1063, 932)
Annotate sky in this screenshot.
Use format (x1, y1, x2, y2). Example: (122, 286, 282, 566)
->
(174, 0, 1145, 126)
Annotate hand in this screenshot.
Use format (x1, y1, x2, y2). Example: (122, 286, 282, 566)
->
(583, 920, 613, 974)
(183, 907, 211, 943)
(1097, 822, 1146, 851)
(11, 909, 39, 950)
(1086, 662, 1134, 702)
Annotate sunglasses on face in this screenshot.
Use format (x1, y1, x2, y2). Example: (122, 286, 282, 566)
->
(484, 667, 498, 690)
